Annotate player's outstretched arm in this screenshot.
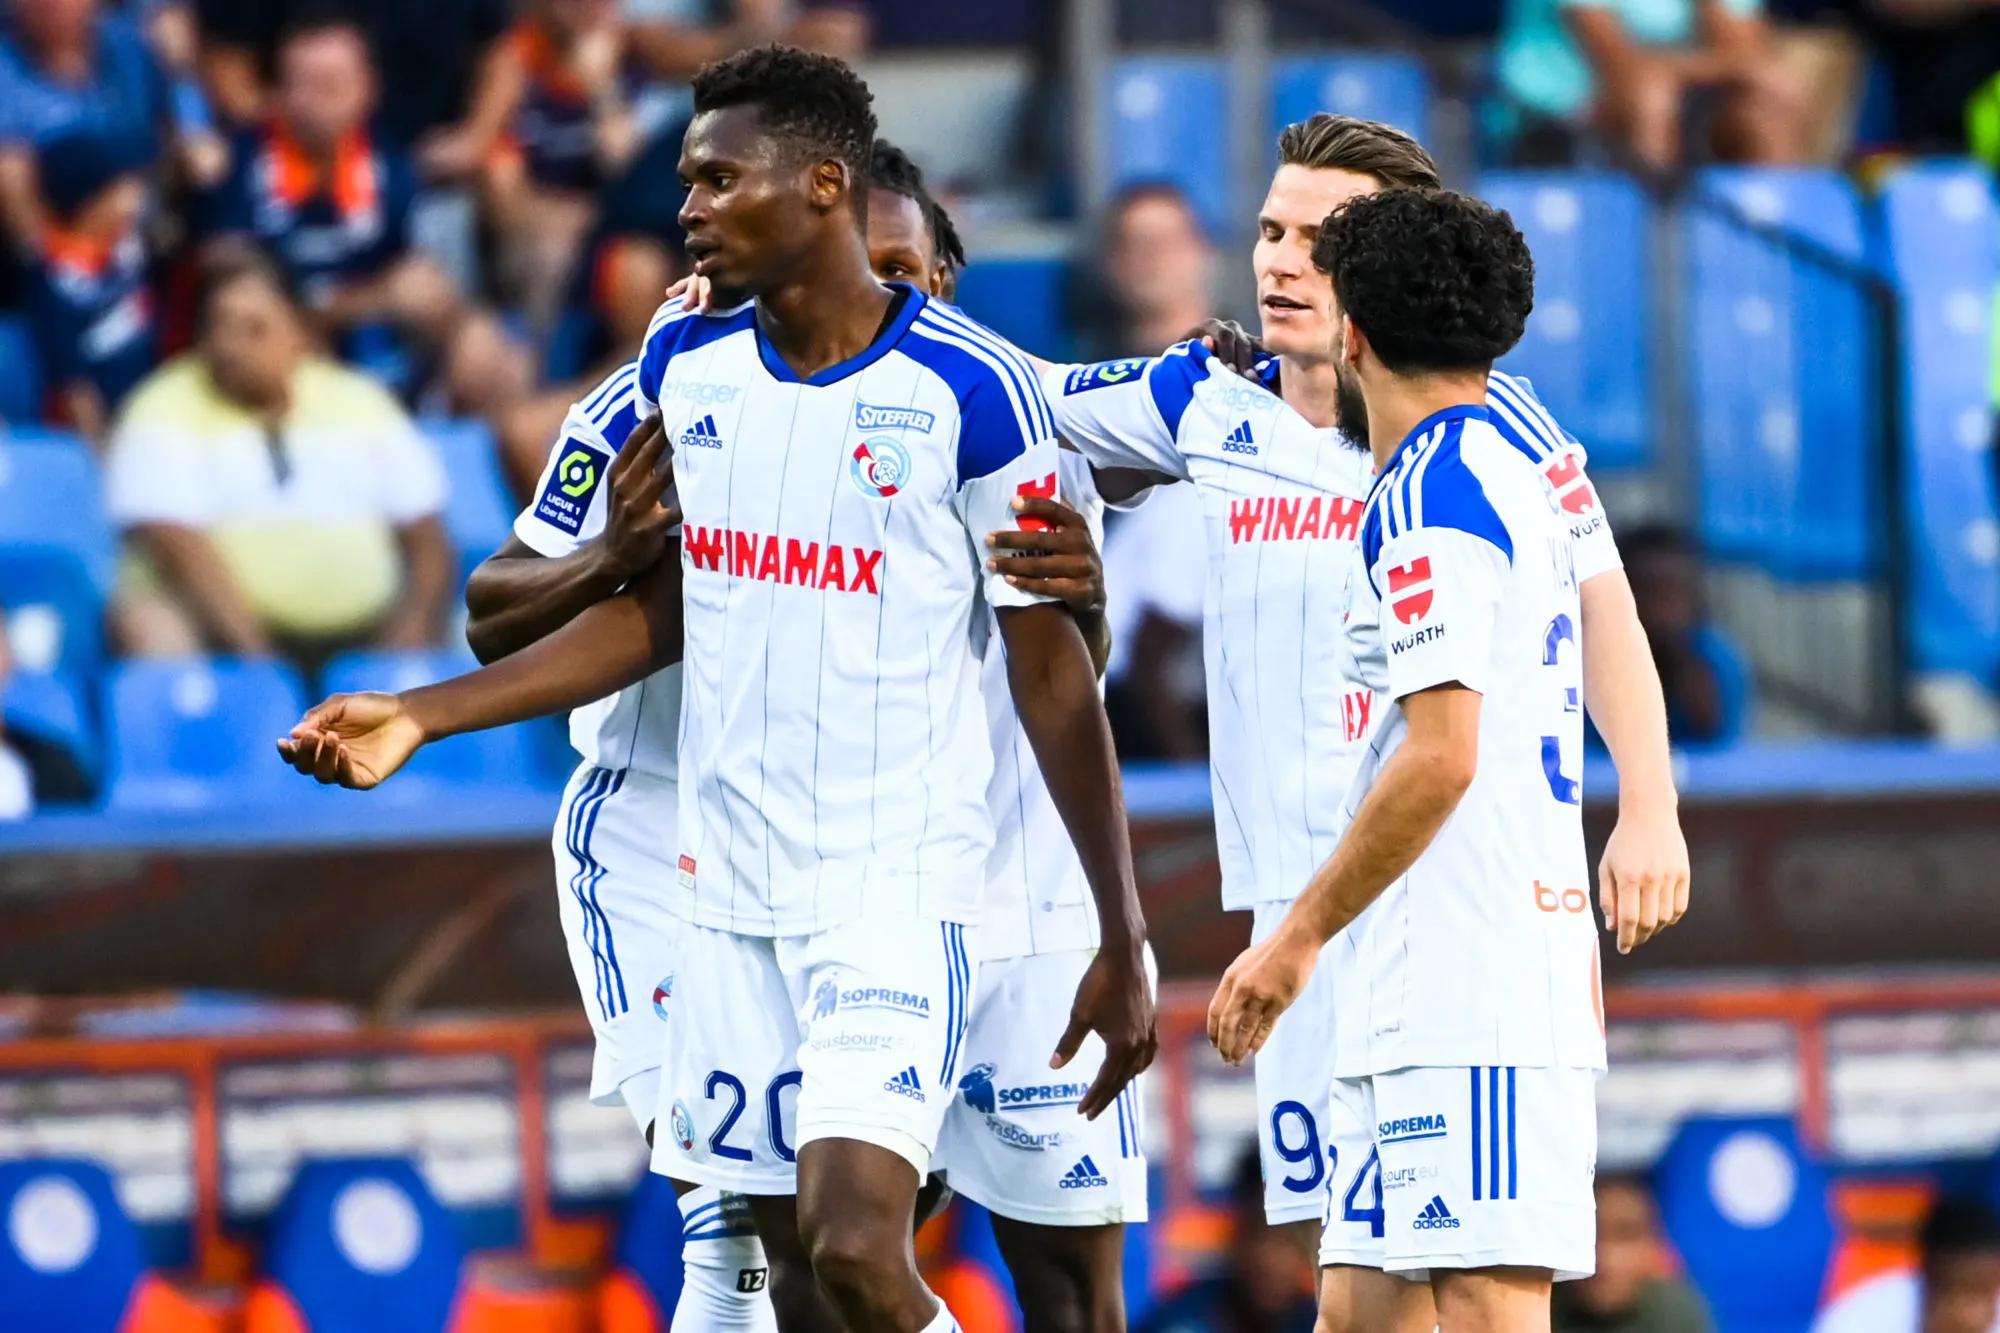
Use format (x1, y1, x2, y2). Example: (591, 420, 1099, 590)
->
(278, 547, 684, 789)
(464, 415, 678, 664)
(985, 494, 1111, 677)
(1578, 570, 1690, 954)
(995, 601, 1156, 1119)
(1208, 683, 1480, 1065)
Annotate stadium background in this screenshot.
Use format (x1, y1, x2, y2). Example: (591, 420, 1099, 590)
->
(4, 0, 2000, 1328)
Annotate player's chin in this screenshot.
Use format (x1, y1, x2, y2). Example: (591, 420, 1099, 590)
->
(1255, 318, 1330, 360)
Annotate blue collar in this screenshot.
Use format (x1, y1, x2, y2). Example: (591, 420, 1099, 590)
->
(1382, 403, 1487, 473)
(755, 283, 926, 387)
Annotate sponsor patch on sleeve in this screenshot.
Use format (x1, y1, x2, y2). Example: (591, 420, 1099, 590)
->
(531, 442, 612, 536)
(1062, 358, 1147, 395)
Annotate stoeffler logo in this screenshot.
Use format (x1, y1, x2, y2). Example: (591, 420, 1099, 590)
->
(856, 403, 936, 432)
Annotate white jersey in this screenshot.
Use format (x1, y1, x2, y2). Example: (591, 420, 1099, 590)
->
(514, 360, 684, 781)
(1043, 349, 1618, 911)
(979, 450, 1106, 962)
(633, 290, 1062, 937)
(1333, 405, 1605, 1077)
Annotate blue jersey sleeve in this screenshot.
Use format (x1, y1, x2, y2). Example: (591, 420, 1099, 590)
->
(1038, 340, 1206, 479)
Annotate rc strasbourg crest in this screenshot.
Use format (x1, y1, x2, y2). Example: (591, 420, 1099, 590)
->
(1387, 557, 1434, 625)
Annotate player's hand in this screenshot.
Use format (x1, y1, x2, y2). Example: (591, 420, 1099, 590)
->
(986, 495, 1104, 612)
(1053, 945, 1156, 1120)
(276, 693, 425, 790)
(1598, 803, 1690, 954)
(600, 414, 679, 580)
(1207, 917, 1318, 1065)
(662, 273, 717, 314)
(1190, 318, 1267, 381)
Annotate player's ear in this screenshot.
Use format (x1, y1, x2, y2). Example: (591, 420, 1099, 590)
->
(1338, 311, 1365, 369)
(929, 261, 953, 301)
(808, 157, 849, 214)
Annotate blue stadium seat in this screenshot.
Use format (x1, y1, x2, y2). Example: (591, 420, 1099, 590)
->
(1653, 1116, 1833, 1333)
(597, 1170, 688, 1331)
(0, 314, 45, 423)
(423, 419, 516, 578)
(246, 1158, 466, 1333)
(2, 547, 106, 781)
(1104, 56, 1230, 238)
(105, 659, 307, 811)
(1878, 164, 2000, 680)
(1684, 168, 1875, 579)
(0, 1159, 196, 1332)
(320, 648, 544, 795)
(1482, 170, 1651, 470)
(951, 262, 1072, 364)
(0, 429, 116, 594)
(1271, 53, 1430, 149)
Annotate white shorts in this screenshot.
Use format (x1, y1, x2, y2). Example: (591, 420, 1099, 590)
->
(1251, 901, 1340, 1226)
(552, 763, 682, 1106)
(1317, 1065, 1599, 1281)
(933, 948, 1150, 1227)
(652, 913, 978, 1194)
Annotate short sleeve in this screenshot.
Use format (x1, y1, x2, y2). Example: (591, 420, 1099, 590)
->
(1543, 446, 1621, 583)
(1040, 343, 1209, 479)
(958, 436, 1066, 611)
(1375, 526, 1508, 701)
(105, 413, 211, 528)
(512, 360, 642, 557)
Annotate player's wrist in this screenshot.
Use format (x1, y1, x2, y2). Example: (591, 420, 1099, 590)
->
(398, 688, 447, 744)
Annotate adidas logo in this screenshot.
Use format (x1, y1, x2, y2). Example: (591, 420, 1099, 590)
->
(1412, 1195, 1461, 1230)
(680, 414, 724, 450)
(882, 1066, 925, 1102)
(1222, 421, 1257, 455)
(1058, 1155, 1110, 1189)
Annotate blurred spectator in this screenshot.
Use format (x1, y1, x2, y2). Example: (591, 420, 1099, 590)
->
(1496, 0, 1812, 169)
(1135, 1145, 1315, 1333)
(1622, 523, 1751, 747)
(25, 129, 157, 443)
(1552, 1174, 1712, 1333)
(104, 249, 454, 667)
(1102, 482, 1207, 761)
(480, 0, 647, 339)
(0, 628, 31, 821)
(195, 0, 516, 177)
(1813, 1196, 2000, 1333)
(622, 1, 870, 85)
(1877, 1, 2000, 155)
(1083, 183, 1217, 360)
(194, 9, 531, 417)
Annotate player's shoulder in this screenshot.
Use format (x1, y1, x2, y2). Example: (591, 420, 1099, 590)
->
(1377, 409, 1522, 561)
(1483, 370, 1587, 467)
(637, 296, 756, 371)
(900, 297, 1055, 444)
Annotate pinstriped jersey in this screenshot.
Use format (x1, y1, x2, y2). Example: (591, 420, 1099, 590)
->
(1042, 349, 1619, 913)
(1332, 406, 1603, 1076)
(634, 288, 1064, 937)
(514, 357, 684, 783)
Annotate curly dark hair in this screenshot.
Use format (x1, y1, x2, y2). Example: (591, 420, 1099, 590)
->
(692, 45, 876, 202)
(870, 139, 967, 276)
(1313, 188, 1533, 375)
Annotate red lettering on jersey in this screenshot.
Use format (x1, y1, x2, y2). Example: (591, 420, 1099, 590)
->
(1387, 557, 1433, 624)
(1271, 497, 1300, 541)
(685, 526, 726, 571)
(1326, 497, 1364, 541)
(850, 547, 883, 594)
(784, 539, 820, 587)
(1341, 689, 1373, 743)
(1543, 453, 1598, 515)
(1014, 473, 1057, 531)
(1228, 498, 1266, 544)
(820, 544, 847, 591)
(731, 529, 758, 577)
(678, 854, 696, 875)
(1298, 496, 1324, 540)
(756, 534, 782, 583)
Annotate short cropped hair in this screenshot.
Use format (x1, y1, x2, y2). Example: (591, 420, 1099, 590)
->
(1314, 188, 1533, 375)
(870, 139, 966, 275)
(692, 45, 876, 203)
(1277, 113, 1442, 191)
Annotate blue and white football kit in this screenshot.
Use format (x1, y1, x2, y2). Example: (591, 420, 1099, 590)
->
(933, 451, 1151, 1227)
(1317, 405, 1604, 1280)
(1043, 347, 1620, 1225)
(628, 289, 1066, 1192)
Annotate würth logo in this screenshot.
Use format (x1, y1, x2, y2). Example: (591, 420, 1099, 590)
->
(1015, 473, 1057, 532)
(683, 527, 884, 594)
(1542, 453, 1598, 515)
(1227, 495, 1363, 546)
(1387, 557, 1434, 624)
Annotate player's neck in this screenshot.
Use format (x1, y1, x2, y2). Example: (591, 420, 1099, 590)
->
(755, 238, 899, 381)
(1364, 372, 1490, 471)
(1276, 354, 1340, 430)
